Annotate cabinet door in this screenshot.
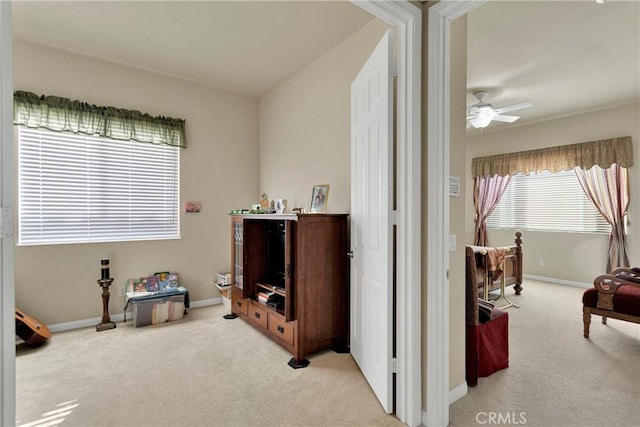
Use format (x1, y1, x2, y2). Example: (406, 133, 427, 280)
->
(243, 220, 268, 300)
(284, 220, 295, 322)
(231, 216, 246, 297)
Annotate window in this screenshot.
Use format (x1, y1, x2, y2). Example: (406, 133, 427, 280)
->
(486, 170, 610, 234)
(18, 127, 180, 245)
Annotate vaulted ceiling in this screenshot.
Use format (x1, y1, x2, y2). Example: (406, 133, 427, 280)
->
(12, 1, 374, 98)
(12, 1, 640, 130)
(466, 0, 639, 131)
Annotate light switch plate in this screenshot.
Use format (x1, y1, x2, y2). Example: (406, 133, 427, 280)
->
(449, 234, 456, 252)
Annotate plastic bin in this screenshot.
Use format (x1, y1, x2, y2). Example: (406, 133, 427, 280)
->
(129, 293, 186, 327)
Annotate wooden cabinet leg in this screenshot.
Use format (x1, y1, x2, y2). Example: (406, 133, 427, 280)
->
(288, 326, 309, 368)
(288, 357, 310, 369)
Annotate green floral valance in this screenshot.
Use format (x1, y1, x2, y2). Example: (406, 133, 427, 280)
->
(13, 91, 186, 148)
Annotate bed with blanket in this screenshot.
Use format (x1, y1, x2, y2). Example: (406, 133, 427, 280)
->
(467, 232, 523, 300)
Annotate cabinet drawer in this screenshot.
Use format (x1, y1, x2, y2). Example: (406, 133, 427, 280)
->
(232, 294, 249, 316)
(248, 303, 268, 329)
(268, 312, 294, 346)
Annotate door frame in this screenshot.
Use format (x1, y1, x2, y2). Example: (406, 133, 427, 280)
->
(427, 1, 486, 426)
(0, 2, 14, 426)
(0, 2, 424, 426)
(351, 1, 421, 426)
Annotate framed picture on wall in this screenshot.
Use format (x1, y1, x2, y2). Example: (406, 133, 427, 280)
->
(310, 184, 330, 213)
(185, 201, 201, 213)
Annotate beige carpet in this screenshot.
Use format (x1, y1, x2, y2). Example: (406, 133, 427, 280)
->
(450, 280, 640, 427)
(16, 280, 640, 427)
(15, 304, 402, 427)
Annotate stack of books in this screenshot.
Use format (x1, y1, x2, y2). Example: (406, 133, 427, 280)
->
(257, 291, 275, 305)
(257, 291, 285, 310)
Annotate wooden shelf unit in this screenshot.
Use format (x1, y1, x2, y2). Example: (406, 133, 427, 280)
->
(230, 214, 349, 368)
(256, 282, 286, 297)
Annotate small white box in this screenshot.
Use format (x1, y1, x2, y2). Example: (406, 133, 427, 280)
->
(221, 289, 231, 310)
(216, 273, 232, 285)
(215, 282, 232, 312)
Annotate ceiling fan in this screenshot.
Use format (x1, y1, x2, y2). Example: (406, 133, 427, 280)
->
(466, 91, 533, 129)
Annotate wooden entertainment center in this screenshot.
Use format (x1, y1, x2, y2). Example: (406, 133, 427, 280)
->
(230, 213, 349, 368)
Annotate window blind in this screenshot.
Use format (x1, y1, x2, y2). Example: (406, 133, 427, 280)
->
(486, 170, 610, 234)
(18, 127, 180, 245)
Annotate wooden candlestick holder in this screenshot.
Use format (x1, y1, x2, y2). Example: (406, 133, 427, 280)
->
(96, 278, 117, 332)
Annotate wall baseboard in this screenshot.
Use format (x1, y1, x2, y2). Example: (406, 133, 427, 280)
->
(421, 382, 468, 426)
(448, 381, 468, 404)
(190, 298, 220, 308)
(48, 298, 221, 333)
(523, 274, 591, 288)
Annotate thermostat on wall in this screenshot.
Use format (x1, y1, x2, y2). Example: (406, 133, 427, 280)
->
(449, 176, 461, 196)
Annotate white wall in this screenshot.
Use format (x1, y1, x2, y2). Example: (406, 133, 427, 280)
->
(465, 103, 640, 284)
(258, 18, 389, 213)
(448, 15, 468, 392)
(13, 40, 259, 324)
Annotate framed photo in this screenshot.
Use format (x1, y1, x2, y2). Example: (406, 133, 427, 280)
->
(310, 184, 330, 213)
(185, 201, 201, 213)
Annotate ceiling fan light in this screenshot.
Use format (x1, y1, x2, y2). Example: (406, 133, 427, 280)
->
(470, 116, 492, 129)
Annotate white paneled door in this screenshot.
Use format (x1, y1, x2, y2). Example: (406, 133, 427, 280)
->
(350, 30, 393, 413)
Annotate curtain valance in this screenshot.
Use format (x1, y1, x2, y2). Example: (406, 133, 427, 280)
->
(13, 91, 187, 148)
(471, 136, 633, 177)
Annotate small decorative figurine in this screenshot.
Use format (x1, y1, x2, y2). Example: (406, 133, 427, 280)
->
(260, 193, 270, 210)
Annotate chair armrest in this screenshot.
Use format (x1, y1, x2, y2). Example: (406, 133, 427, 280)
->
(592, 273, 640, 310)
(611, 267, 633, 275)
(611, 267, 640, 283)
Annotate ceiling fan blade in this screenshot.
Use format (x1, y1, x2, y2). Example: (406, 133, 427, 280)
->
(494, 101, 533, 115)
(491, 114, 520, 123)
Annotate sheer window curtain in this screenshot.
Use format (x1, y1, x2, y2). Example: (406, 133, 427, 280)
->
(574, 164, 630, 272)
(473, 174, 511, 246)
